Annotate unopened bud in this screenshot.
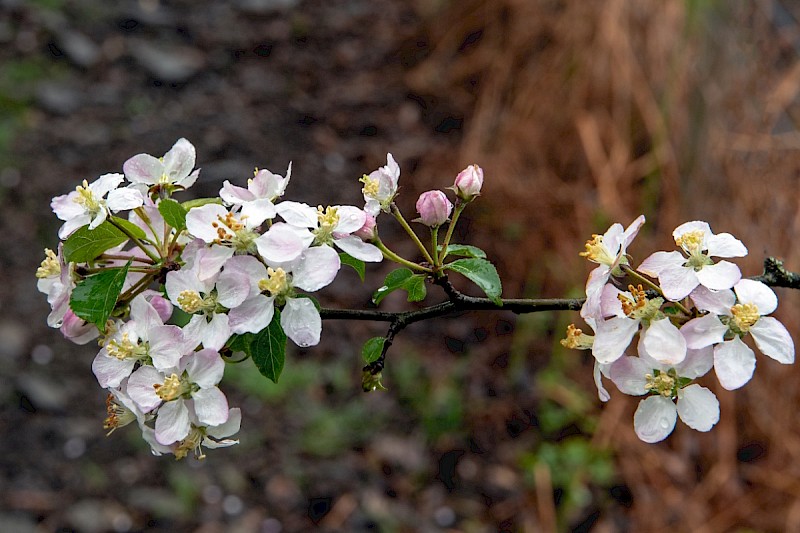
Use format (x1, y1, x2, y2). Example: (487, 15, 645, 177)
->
(353, 211, 377, 241)
(61, 310, 99, 345)
(453, 164, 483, 201)
(415, 190, 453, 227)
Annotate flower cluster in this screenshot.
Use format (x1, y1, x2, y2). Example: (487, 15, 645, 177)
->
(37, 139, 390, 459)
(564, 218, 795, 442)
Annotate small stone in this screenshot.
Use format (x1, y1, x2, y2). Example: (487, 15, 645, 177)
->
(129, 41, 204, 83)
(57, 30, 101, 68)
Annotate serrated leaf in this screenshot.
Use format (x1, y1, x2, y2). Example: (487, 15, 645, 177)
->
(361, 336, 385, 364)
(158, 198, 188, 232)
(372, 268, 414, 305)
(444, 258, 503, 305)
(339, 252, 365, 282)
(404, 274, 427, 302)
(250, 310, 287, 383)
(110, 216, 147, 240)
(69, 261, 131, 327)
(181, 197, 223, 210)
(63, 221, 129, 263)
(440, 244, 487, 259)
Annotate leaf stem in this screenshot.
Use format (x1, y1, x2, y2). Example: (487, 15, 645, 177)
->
(438, 201, 466, 263)
(374, 238, 432, 273)
(108, 217, 161, 263)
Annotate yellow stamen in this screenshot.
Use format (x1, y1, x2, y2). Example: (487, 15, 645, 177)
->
(560, 324, 594, 350)
(103, 393, 137, 435)
(619, 285, 647, 316)
(731, 303, 760, 333)
(174, 427, 205, 460)
(675, 230, 705, 254)
(154, 373, 184, 401)
(73, 179, 100, 211)
(579, 234, 615, 265)
(360, 174, 379, 198)
(316, 205, 339, 232)
(258, 267, 289, 296)
(645, 371, 676, 397)
(105, 332, 146, 361)
(36, 248, 60, 278)
(177, 290, 204, 314)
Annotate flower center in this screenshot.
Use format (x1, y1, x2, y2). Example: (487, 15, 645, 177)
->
(177, 290, 215, 314)
(360, 174, 379, 198)
(731, 303, 760, 333)
(560, 324, 594, 350)
(106, 332, 148, 361)
(175, 426, 206, 460)
(675, 230, 705, 255)
(579, 234, 615, 265)
(36, 248, 60, 279)
(645, 369, 678, 398)
(258, 267, 289, 296)
(211, 212, 257, 253)
(73, 180, 102, 214)
(103, 393, 137, 435)
(154, 373, 190, 401)
(618, 285, 663, 321)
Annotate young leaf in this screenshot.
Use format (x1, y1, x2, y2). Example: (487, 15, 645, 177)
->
(227, 333, 254, 355)
(69, 260, 132, 327)
(372, 268, 414, 305)
(63, 222, 129, 263)
(444, 258, 503, 305)
(110, 216, 147, 240)
(361, 336, 386, 364)
(403, 274, 427, 302)
(158, 198, 188, 232)
(181, 197, 223, 210)
(250, 310, 287, 383)
(339, 252, 366, 282)
(440, 244, 487, 259)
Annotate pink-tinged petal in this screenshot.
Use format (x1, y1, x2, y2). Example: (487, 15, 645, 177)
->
(148, 325, 186, 370)
(162, 138, 196, 183)
(642, 318, 687, 365)
(677, 346, 714, 379)
(706, 232, 747, 258)
(677, 384, 719, 432)
(594, 362, 611, 402)
(696, 260, 741, 291)
(291, 246, 341, 292)
(206, 408, 242, 440)
(61, 316, 98, 345)
(591, 316, 638, 364)
(196, 245, 234, 282)
(600, 223, 624, 257)
(681, 314, 727, 350)
(181, 315, 207, 351)
(334, 235, 383, 262)
(216, 269, 250, 309)
(51, 192, 84, 221)
(638, 251, 684, 277)
(580, 265, 611, 320)
(92, 350, 136, 388)
(256, 222, 313, 263)
(145, 292, 173, 323)
(223, 254, 266, 295)
(179, 168, 200, 189)
(88, 209, 108, 230)
(282, 297, 322, 347)
(202, 313, 230, 351)
(130, 295, 164, 332)
(608, 356, 650, 396)
(334, 206, 367, 234)
(124, 153, 163, 184)
(127, 366, 165, 412)
(220, 180, 255, 204)
(750, 317, 795, 364)
(186, 204, 229, 243)
(91, 173, 125, 198)
(600, 284, 625, 318)
(621, 215, 646, 248)
(58, 215, 91, 238)
(107, 188, 144, 212)
(689, 285, 735, 315)
(734, 279, 777, 315)
(673, 221, 712, 243)
(155, 400, 191, 445)
(228, 295, 274, 334)
(165, 268, 205, 305)
(187, 348, 225, 388)
(364, 199, 380, 217)
(659, 266, 699, 301)
(713, 337, 756, 390)
(241, 198, 276, 227)
(192, 387, 230, 426)
(276, 201, 317, 228)
(633, 396, 677, 443)
(140, 426, 174, 456)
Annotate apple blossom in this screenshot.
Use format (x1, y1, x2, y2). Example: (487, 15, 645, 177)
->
(123, 137, 200, 193)
(452, 164, 484, 201)
(220, 163, 291, 222)
(415, 190, 453, 227)
(361, 153, 400, 216)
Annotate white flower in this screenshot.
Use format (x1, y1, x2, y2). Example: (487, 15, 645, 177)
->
(123, 138, 200, 191)
(609, 345, 718, 443)
(127, 349, 230, 446)
(638, 221, 747, 301)
(579, 215, 645, 321)
(186, 203, 267, 256)
(220, 163, 291, 222)
(361, 153, 400, 216)
(51, 173, 144, 238)
(681, 279, 795, 390)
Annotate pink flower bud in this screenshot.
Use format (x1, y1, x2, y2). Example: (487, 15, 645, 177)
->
(353, 211, 377, 241)
(146, 292, 174, 323)
(60, 310, 98, 345)
(453, 164, 483, 201)
(415, 190, 453, 227)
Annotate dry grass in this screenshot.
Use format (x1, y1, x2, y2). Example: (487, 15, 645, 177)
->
(409, 0, 800, 529)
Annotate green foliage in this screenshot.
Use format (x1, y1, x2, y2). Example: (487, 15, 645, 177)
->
(440, 243, 487, 259)
(339, 252, 366, 281)
(372, 268, 427, 304)
(361, 336, 385, 364)
(444, 257, 502, 304)
(63, 222, 130, 263)
(234, 311, 287, 383)
(69, 261, 131, 327)
(181, 197, 222, 210)
(110, 216, 147, 240)
(158, 198, 188, 232)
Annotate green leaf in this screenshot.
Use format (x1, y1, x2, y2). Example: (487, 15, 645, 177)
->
(440, 244, 487, 259)
(69, 260, 131, 327)
(361, 336, 385, 364)
(371, 268, 427, 304)
(339, 252, 365, 282)
(158, 198, 188, 232)
(227, 333, 254, 354)
(63, 221, 129, 263)
(110, 216, 147, 240)
(444, 258, 503, 305)
(250, 310, 287, 383)
(181, 197, 223, 210)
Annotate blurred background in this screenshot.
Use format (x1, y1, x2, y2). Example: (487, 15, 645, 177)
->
(3, 0, 800, 531)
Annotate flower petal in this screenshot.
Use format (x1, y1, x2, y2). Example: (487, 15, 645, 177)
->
(734, 279, 777, 315)
(291, 246, 341, 292)
(681, 314, 727, 350)
(162, 138, 196, 184)
(633, 396, 677, 443)
(689, 285, 735, 315)
(677, 384, 719, 432)
(282, 297, 322, 347)
(155, 400, 191, 445)
(192, 387, 230, 426)
(256, 222, 314, 264)
(750, 316, 795, 364)
(638, 251, 684, 278)
(713, 337, 756, 390)
(334, 235, 383, 262)
(591, 316, 638, 364)
(228, 295, 274, 335)
(658, 265, 699, 301)
(608, 356, 650, 396)
(123, 153, 163, 184)
(696, 260, 741, 291)
(186, 348, 225, 388)
(642, 318, 687, 365)
(706, 232, 747, 258)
